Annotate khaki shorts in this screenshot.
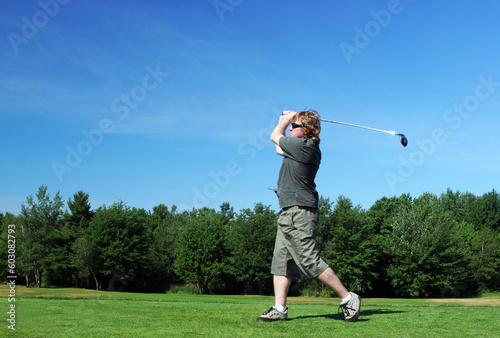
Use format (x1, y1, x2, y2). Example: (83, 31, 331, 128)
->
(271, 206, 329, 278)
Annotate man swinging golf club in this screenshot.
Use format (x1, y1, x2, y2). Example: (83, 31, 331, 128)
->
(257, 109, 361, 322)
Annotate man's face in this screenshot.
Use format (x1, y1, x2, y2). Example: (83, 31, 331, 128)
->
(289, 119, 308, 138)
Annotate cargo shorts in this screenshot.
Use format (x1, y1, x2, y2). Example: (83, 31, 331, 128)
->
(271, 206, 329, 278)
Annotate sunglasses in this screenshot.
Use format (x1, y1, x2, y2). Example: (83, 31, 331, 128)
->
(291, 123, 303, 129)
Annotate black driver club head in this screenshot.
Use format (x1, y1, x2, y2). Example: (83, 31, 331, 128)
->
(399, 134, 408, 147)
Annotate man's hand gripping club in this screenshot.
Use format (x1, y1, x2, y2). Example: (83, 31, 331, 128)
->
(271, 110, 297, 155)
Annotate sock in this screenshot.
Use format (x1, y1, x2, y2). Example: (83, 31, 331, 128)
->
(274, 304, 287, 313)
(341, 293, 352, 304)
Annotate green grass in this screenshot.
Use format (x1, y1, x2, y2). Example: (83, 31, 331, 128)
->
(2, 286, 499, 337)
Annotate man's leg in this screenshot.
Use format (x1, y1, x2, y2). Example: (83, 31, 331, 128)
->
(274, 274, 291, 308)
(317, 267, 350, 299)
(318, 267, 362, 322)
(257, 274, 290, 321)
(257, 209, 292, 322)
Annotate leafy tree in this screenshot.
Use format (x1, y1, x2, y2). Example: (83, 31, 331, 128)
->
(219, 202, 235, 223)
(320, 196, 379, 294)
(148, 204, 183, 291)
(469, 226, 499, 291)
(62, 191, 95, 287)
(18, 186, 64, 287)
(387, 193, 468, 297)
(440, 189, 478, 228)
(443, 189, 499, 232)
(226, 203, 276, 294)
(40, 191, 96, 287)
(73, 229, 99, 290)
(5, 186, 498, 294)
(367, 193, 413, 296)
(440, 189, 499, 292)
(66, 191, 95, 230)
(174, 208, 228, 294)
(88, 202, 153, 290)
(41, 226, 74, 287)
(439, 188, 463, 214)
(317, 196, 334, 248)
(368, 194, 412, 235)
(474, 190, 500, 231)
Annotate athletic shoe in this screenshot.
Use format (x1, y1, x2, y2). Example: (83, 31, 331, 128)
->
(257, 306, 288, 322)
(339, 292, 361, 322)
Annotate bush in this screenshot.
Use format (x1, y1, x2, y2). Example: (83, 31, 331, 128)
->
(168, 284, 199, 295)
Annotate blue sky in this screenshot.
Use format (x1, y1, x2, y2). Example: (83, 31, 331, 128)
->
(1, 0, 499, 215)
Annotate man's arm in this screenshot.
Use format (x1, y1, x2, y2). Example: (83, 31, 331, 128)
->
(271, 110, 296, 155)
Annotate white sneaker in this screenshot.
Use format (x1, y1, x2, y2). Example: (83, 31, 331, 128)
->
(340, 292, 361, 322)
(257, 306, 288, 322)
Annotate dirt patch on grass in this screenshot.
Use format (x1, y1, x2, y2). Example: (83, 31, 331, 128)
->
(0, 286, 102, 298)
(2, 285, 498, 305)
(33, 292, 102, 298)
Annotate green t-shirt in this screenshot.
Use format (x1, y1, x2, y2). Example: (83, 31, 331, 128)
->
(277, 136, 321, 209)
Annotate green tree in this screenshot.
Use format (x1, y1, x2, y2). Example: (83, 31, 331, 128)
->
(367, 193, 413, 296)
(38, 191, 97, 287)
(317, 196, 334, 249)
(474, 190, 500, 231)
(387, 193, 468, 297)
(40, 226, 74, 287)
(320, 196, 378, 294)
(368, 194, 412, 235)
(174, 208, 228, 294)
(73, 229, 99, 290)
(440, 189, 477, 228)
(88, 202, 153, 290)
(440, 189, 499, 292)
(65, 191, 95, 288)
(66, 191, 94, 230)
(227, 203, 276, 294)
(219, 202, 235, 222)
(148, 204, 183, 291)
(18, 186, 64, 287)
(36, 192, 94, 287)
(469, 226, 499, 291)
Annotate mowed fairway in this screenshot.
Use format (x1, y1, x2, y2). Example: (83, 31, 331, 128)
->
(2, 286, 499, 337)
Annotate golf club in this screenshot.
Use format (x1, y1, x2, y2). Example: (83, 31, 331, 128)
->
(319, 118, 408, 147)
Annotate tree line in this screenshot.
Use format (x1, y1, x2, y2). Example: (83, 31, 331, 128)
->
(1, 185, 498, 297)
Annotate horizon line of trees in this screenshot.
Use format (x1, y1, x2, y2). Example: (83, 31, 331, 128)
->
(1, 185, 498, 298)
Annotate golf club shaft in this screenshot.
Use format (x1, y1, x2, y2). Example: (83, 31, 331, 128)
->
(319, 118, 398, 136)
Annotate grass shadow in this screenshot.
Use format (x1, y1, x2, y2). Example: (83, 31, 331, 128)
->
(290, 309, 405, 322)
